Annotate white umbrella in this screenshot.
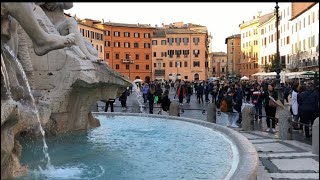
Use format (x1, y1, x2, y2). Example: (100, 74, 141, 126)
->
(133, 79, 143, 83)
(240, 76, 249, 80)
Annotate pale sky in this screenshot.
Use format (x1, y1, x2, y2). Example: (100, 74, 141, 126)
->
(65, 2, 280, 52)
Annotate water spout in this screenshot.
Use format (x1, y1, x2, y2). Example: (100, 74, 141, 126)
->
(1, 43, 51, 169)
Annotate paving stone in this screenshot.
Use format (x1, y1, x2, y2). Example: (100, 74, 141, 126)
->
(250, 139, 279, 144)
(240, 133, 266, 140)
(269, 172, 320, 179)
(255, 142, 296, 152)
(271, 158, 319, 171)
(259, 152, 317, 158)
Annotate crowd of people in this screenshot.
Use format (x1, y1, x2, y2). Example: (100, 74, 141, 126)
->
(115, 77, 318, 138)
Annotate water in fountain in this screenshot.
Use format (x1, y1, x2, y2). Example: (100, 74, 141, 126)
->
(132, 81, 145, 113)
(1, 44, 51, 169)
(1, 54, 12, 99)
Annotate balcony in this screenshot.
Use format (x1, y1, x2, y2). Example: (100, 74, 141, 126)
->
(299, 59, 319, 68)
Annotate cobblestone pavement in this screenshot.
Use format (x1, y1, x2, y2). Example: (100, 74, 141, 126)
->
(96, 90, 319, 180)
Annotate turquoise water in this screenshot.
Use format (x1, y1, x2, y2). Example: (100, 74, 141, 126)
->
(19, 115, 236, 179)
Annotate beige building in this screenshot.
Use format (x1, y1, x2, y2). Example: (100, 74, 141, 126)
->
(77, 18, 105, 60)
(152, 22, 209, 82)
(225, 34, 241, 79)
(211, 52, 227, 78)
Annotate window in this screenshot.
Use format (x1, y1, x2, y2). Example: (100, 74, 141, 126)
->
(115, 53, 119, 59)
(183, 50, 189, 57)
(168, 38, 174, 45)
(135, 54, 139, 60)
(124, 42, 130, 48)
(175, 38, 181, 45)
(125, 64, 129, 70)
(146, 65, 150, 70)
(144, 43, 151, 48)
(169, 62, 173, 67)
(105, 41, 111, 47)
(184, 61, 188, 67)
(100, 45, 102, 52)
(175, 61, 182, 67)
(134, 43, 139, 48)
(153, 52, 157, 57)
(193, 50, 200, 57)
(114, 42, 120, 47)
(193, 61, 200, 67)
(114, 31, 120, 37)
(163, 63, 165, 67)
(146, 54, 150, 60)
(161, 52, 167, 57)
(134, 32, 140, 38)
(184, 76, 188, 80)
(125, 54, 130, 59)
(105, 30, 110, 36)
(144, 33, 150, 38)
(161, 40, 166, 45)
(136, 65, 139, 70)
(152, 40, 157, 45)
(96, 45, 98, 50)
(286, 36, 290, 44)
(213, 67, 216, 73)
(106, 52, 109, 59)
(168, 50, 174, 58)
(183, 38, 189, 45)
(193, 37, 199, 45)
(124, 32, 130, 37)
(175, 50, 181, 58)
(222, 68, 224, 72)
(116, 64, 119, 69)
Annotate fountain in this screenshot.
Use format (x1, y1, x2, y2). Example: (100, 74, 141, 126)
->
(1, 2, 258, 179)
(1, 2, 131, 179)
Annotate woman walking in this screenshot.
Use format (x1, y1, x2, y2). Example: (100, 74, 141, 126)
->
(147, 84, 156, 114)
(264, 83, 278, 133)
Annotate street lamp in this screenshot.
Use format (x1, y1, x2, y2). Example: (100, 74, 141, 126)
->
(274, 2, 283, 103)
(123, 55, 133, 80)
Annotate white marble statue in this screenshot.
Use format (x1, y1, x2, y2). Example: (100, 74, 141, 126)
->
(38, 2, 103, 63)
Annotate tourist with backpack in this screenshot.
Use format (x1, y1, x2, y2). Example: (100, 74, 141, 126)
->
(221, 89, 239, 128)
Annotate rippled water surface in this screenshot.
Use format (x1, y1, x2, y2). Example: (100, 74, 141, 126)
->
(19, 115, 236, 179)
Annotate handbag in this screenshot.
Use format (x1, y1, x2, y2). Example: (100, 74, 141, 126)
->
(268, 99, 278, 108)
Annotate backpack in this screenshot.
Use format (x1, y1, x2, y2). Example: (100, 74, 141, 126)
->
(220, 99, 228, 112)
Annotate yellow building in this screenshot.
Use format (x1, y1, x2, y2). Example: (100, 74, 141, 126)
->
(239, 14, 260, 78)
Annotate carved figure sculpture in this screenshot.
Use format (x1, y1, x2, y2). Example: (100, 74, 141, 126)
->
(38, 2, 103, 63)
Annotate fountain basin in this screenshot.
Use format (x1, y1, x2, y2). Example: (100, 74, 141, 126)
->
(19, 112, 258, 180)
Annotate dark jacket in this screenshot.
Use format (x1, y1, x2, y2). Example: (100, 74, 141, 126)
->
(298, 89, 319, 113)
(161, 95, 171, 111)
(224, 94, 234, 112)
(264, 90, 278, 110)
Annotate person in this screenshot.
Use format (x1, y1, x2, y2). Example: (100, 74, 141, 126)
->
(185, 82, 193, 104)
(290, 83, 299, 130)
(196, 83, 204, 103)
(147, 84, 156, 114)
(204, 82, 210, 102)
(251, 84, 264, 121)
(38, 2, 102, 62)
(119, 90, 128, 111)
(142, 83, 149, 103)
(159, 89, 171, 115)
(263, 84, 278, 133)
(177, 83, 186, 105)
(105, 99, 115, 112)
(298, 81, 319, 138)
(233, 83, 243, 124)
(1, 3, 75, 56)
(224, 89, 239, 128)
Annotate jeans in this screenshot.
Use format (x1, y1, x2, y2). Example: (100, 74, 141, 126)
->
(254, 103, 263, 120)
(143, 94, 148, 103)
(226, 109, 239, 126)
(186, 94, 191, 103)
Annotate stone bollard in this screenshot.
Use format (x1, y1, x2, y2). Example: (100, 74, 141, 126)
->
(169, 100, 180, 116)
(278, 107, 292, 140)
(131, 100, 141, 113)
(242, 103, 255, 131)
(312, 117, 319, 155)
(207, 103, 216, 123)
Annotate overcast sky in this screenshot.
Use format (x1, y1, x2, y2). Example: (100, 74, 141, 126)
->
(65, 2, 281, 52)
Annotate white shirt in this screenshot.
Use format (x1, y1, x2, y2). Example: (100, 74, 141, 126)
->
(291, 90, 299, 115)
